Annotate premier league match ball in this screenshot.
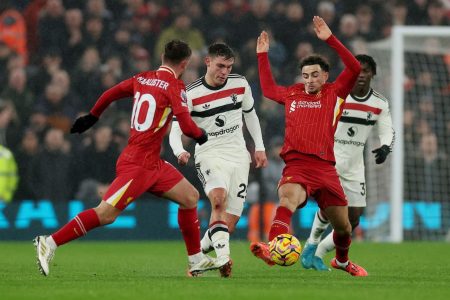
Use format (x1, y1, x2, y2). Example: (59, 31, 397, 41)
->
(269, 233, 302, 266)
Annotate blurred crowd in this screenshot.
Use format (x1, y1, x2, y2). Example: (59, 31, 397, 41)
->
(0, 0, 448, 204)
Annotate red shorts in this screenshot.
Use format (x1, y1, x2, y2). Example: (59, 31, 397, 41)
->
(102, 158, 184, 210)
(278, 153, 347, 210)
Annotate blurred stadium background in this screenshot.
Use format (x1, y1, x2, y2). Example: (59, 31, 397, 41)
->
(0, 0, 449, 243)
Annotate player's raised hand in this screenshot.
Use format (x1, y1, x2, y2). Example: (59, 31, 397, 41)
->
(313, 16, 332, 41)
(70, 113, 98, 134)
(254, 151, 268, 168)
(177, 151, 191, 166)
(256, 31, 269, 53)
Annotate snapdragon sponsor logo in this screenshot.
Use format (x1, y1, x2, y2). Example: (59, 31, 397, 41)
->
(208, 124, 240, 137)
(334, 138, 365, 147)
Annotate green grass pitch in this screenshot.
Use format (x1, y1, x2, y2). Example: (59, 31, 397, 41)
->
(1, 241, 449, 300)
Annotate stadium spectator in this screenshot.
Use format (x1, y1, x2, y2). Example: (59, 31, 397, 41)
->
(250, 17, 367, 276)
(37, 0, 66, 56)
(0, 67, 34, 126)
(0, 1, 27, 63)
(63, 8, 85, 69)
(13, 128, 40, 201)
(154, 13, 205, 61)
(28, 127, 73, 202)
(0, 144, 18, 203)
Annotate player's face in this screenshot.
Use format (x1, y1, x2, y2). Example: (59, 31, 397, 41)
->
(354, 62, 374, 89)
(205, 55, 234, 86)
(301, 64, 328, 94)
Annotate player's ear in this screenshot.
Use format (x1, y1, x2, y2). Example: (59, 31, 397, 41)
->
(205, 56, 210, 67)
(179, 58, 189, 71)
(323, 71, 329, 82)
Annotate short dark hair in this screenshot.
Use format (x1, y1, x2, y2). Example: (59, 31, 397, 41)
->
(299, 55, 330, 72)
(356, 54, 377, 75)
(163, 40, 192, 64)
(208, 43, 235, 60)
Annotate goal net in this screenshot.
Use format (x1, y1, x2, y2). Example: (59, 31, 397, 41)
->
(365, 26, 450, 242)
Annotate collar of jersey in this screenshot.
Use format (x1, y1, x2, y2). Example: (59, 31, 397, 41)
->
(201, 76, 228, 90)
(158, 66, 176, 77)
(350, 88, 373, 102)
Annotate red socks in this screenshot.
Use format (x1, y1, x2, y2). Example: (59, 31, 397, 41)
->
(268, 206, 293, 241)
(178, 207, 201, 255)
(52, 209, 100, 246)
(333, 230, 351, 263)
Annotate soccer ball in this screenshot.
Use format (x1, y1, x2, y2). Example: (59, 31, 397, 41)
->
(269, 233, 302, 266)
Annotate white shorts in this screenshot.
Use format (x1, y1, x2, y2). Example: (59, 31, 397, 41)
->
(195, 155, 250, 216)
(339, 177, 366, 207)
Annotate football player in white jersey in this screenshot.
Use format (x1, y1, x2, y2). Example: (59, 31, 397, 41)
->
(169, 43, 267, 277)
(301, 55, 395, 271)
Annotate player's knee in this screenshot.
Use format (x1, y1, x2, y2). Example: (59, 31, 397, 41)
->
(350, 218, 360, 231)
(335, 222, 352, 237)
(184, 188, 200, 208)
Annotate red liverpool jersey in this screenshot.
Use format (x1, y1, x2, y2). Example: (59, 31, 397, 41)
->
(91, 66, 191, 168)
(258, 35, 360, 163)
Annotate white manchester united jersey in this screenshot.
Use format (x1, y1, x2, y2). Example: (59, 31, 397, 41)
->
(171, 74, 264, 162)
(334, 88, 395, 181)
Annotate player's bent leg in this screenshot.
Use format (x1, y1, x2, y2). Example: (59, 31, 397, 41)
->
(268, 183, 305, 241)
(163, 177, 199, 209)
(94, 201, 122, 225)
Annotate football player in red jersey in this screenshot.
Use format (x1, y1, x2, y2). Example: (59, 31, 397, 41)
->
(250, 16, 368, 276)
(34, 40, 225, 277)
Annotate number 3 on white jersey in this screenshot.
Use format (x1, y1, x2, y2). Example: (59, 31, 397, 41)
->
(131, 92, 170, 132)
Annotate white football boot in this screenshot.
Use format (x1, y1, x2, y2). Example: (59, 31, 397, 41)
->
(34, 236, 56, 276)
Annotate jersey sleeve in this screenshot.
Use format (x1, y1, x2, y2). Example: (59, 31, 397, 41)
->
(326, 35, 361, 99)
(242, 79, 255, 112)
(169, 119, 186, 157)
(376, 101, 395, 150)
(257, 52, 288, 104)
(168, 80, 190, 116)
(90, 77, 134, 117)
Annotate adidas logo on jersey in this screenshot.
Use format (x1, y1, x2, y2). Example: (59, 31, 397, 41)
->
(202, 103, 210, 109)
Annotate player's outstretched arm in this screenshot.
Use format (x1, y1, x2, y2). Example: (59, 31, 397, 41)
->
(314, 15, 360, 96)
(257, 31, 270, 53)
(313, 16, 332, 41)
(257, 31, 288, 103)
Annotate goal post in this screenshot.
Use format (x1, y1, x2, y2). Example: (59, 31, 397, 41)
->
(367, 26, 450, 242)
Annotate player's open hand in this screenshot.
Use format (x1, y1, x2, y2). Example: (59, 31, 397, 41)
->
(256, 31, 269, 53)
(313, 16, 332, 41)
(254, 151, 268, 168)
(177, 151, 191, 166)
